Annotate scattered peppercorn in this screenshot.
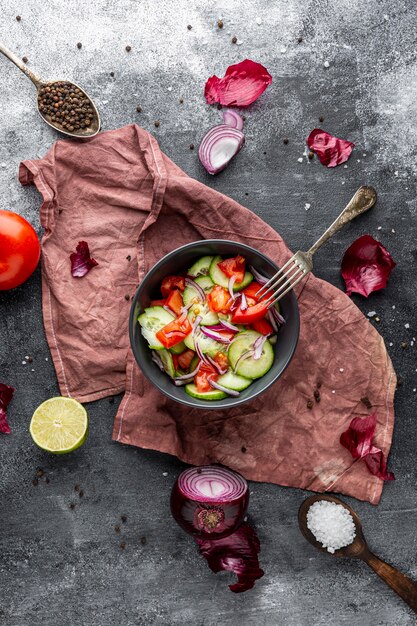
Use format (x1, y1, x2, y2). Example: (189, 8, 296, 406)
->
(74, 484, 80, 492)
(37, 81, 95, 134)
(217, 103, 222, 110)
(263, 151, 267, 155)
(319, 116, 324, 123)
(136, 105, 142, 113)
(126, 255, 131, 261)
(22, 56, 28, 63)
(16, 15, 21, 21)
(77, 42, 82, 49)
(217, 20, 224, 28)
(79, 490, 84, 498)
(401, 342, 408, 349)
(179, 98, 184, 104)
(189, 143, 194, 150)
(154, 120, 160, 127)
(297, 36, 303, 43)
(36, 469, 44, 478)
(308, 150, 314, 159)
(121, 515, 127, 523)
(115, 525, 121, 533)
(124, 294, 130, 301)
(69, 503, 76, 510)
(110, 72, 115, 77)
(314, 389, 321, 403)
(120, 541, 126, 550)
(125, 45, 131, 52)
(361, 396, 372, 409)
(45, 477, 50, 484)
(231, 36, 237, 44)
(242, 115, 246, 121)
(187, 25, 192, 30)
(241, 446, 247, 453)
(32, 478, 38, 486)
(27, 356, 33, 363)
(307, 400, 314, 409)
(140, 536, 147, 545)
(283, 138, 289, 145)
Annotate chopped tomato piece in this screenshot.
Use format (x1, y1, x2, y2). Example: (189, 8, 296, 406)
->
(207, 285, 232, 313)
(177, 349, 196, 371)
(251, 318, 273, 335)
(213, 351, 229, 370)
(156, 315, 192, 348)
(217, 255, 246, 283)
(232, 301, 269, 324)
(165, 289, 184, 315)
(150, 299, 166, 307)
(161, 275, 186, 298)
(195, 363, 218, 393)
(242, 282, 267, 302)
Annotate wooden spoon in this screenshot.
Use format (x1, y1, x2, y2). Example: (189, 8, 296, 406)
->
(0, 42, 100, 138)
(298, 494, 417, 614)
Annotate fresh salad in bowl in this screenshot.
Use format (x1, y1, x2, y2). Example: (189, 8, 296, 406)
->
(138, 254, 285, 401)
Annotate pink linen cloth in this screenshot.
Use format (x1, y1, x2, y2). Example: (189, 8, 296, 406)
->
(19, 124, 396, 504)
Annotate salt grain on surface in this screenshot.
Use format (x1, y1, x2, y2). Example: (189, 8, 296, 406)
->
(307, 500, 356, 553)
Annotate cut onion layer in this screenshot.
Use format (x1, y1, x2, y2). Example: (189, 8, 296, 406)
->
(199, 124, 245, 175)
(223, 109, 244, 130)
(341, 235, 396, 297)
(201, 327, 233, 344)
(208, 375, 240, 397)
(185, 277, 206, 301)
(171, 465, 249, 539)
(219, 320, 239, 332)
(249, 265, 269, 285)
(204, 59, 272, 107)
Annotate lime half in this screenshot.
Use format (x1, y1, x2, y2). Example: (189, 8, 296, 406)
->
(30, 397, 88, 454)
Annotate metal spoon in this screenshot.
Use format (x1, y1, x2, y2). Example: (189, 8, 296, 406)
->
(298, 494, 417, 614)
(0, 42, 100, 138)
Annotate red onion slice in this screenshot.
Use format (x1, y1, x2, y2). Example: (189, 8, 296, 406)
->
(266, 310, 278, 333)
(195, 334, 211, 366)
(253, 336, 266, 360)
(270, 306, 285, 325)
(223, 109, 244, 131)
(151, 351, 165, 371)
(199, 124, 245, 175)
(185, 277, 206, 301)
(192, 315, 203, 336)
(219, 320, 239, 332)
(201, 327, 233, 344)
(174, 362, 202, 381)
(206, 355, 229, 375)
(240, 293, 248, 311)
(233, 349, 253, 373)
(228, 275, 237, 300)
(208, 376, 240, 397)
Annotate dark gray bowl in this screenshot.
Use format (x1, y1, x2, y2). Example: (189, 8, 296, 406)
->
(129, 240, 300, 409)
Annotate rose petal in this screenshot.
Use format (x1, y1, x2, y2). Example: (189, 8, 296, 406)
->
(204, 59, 272, 108)
(0, 383, 15, 434)
(307, 128, 355, 167)
(340, 413, 394, 482)
(70, 241, 99, 278)
(341, 235, 395, 297)
(196, 523, 264, 593)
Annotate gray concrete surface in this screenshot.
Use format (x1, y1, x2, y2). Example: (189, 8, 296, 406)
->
(1, 1, 417, 625)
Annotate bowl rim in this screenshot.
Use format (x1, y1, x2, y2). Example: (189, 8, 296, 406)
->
(129, 239, 300, 409)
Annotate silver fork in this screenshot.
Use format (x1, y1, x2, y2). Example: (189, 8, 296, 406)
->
(257, 186, 377, 307)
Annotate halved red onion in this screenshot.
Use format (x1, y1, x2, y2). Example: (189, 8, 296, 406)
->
(253, 336, 266, 360)
(201, 327, 233, 344)
(223, 109, 244, 130)
(199, 124, 245, 175)
(185, 277, 206, 301)
(249, 265, 269, 285)
(171, 465, 249, 539)
(228, 275, 237, 300)
(206, 355, 228, 375)
(240, 293, 248, 311)
(208, 376, 240, 397)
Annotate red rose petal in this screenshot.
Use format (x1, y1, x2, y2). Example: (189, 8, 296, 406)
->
(307, 128, 354, 167)
(340, 413, 394, 482)
(341, 235, 396, 297)
(70, 241, 99, 278)
(204, 59, 272, 108)
(196, 523, 264, 593)
(0, 383, 15, 434)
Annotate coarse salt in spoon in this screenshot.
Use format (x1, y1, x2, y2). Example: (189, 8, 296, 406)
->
(298, 494, 417, 614)
(0, 42, 100, 138)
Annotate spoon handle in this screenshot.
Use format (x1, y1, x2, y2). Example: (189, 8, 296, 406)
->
(363, 551, 417, 614)
(0, 42, 42, 87)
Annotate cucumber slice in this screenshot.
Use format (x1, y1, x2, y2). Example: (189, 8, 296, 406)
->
(187, 256, 214, 278)
(183, 276, 214, 306)
(185, 383, 227, 401)
(158, 349, 175, 378)
(138, 306, 175, 349)
(217, 371, 252, 391)
(190, 355, 199, 372)
(184, 331, 227, 357)
(170, 341, 186, 354)
(188, 303, 219, 327)
(228, 330, 274, 379)
(209, 256, 253, 291)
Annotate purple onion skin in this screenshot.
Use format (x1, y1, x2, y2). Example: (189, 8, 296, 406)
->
(170, 478, 249, 540)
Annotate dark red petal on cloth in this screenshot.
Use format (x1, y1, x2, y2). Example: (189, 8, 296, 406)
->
(70, 241, 99, 278)
(204, 59, 272, 107)
(0, 383, 15, 434)
(340, 413, 394, 481)
(306, 128, 355, 167)
(341, 235, 396, 297)
(196, 523, 264, 593)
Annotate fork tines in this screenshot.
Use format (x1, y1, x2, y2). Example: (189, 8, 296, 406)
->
(256, 254, 307, 307)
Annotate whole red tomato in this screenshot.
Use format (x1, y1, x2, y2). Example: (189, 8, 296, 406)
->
(0, 210, 40, 290)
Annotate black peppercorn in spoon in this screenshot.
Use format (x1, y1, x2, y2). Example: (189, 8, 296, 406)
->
(298, 494, 417, 615)
(0, 42, 100, 138)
